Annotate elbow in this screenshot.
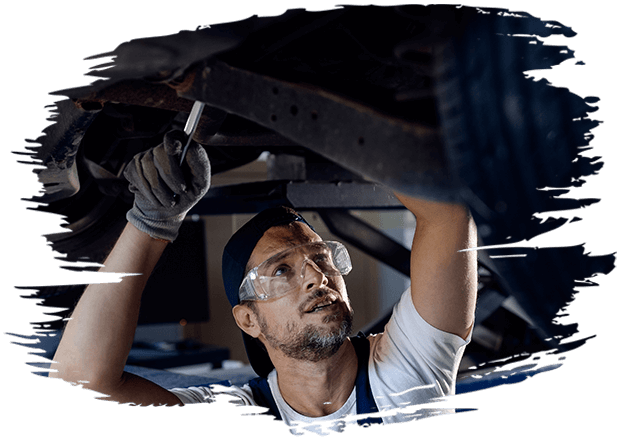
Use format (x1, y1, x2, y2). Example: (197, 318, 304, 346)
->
(49, 359, 122, 396)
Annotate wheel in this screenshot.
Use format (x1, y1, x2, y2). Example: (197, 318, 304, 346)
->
(434, 9, 614, 345)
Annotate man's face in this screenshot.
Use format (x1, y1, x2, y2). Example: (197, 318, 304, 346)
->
(245, 222, 354, 362)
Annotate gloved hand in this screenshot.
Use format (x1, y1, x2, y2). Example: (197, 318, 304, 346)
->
(123, 129, 211, 242)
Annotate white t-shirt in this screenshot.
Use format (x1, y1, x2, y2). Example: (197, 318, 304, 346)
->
(171, 288, 470, 433)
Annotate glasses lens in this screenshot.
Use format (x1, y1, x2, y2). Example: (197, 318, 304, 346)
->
(239, 241, 351, 301)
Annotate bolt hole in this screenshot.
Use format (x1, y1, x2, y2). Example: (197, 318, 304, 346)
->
(272, 87, 279, 95)
(311, 111, 318, 120)
(271, 114, 277, 122)
(290, 105, 298, 116)
(358, 136, 365, 145)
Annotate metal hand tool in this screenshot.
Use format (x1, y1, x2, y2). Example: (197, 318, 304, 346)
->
(180, 101, 206, 164)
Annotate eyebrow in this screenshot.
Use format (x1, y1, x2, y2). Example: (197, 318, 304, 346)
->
(262, 251, 289, 268)
(246, 244, 288, 274)
(262, 243, 328, 268)
(247, 234, 322, 273)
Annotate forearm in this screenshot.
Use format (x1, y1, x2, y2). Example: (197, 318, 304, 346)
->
(50, 223, 168, 391)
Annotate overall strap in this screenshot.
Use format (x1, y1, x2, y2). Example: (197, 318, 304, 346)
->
(350, 332, 383, 426)
(248, 376, 283, 420)
(248, 333, 382, 425)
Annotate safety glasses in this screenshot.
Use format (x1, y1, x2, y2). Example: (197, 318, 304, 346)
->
(239, 241, 352, 301)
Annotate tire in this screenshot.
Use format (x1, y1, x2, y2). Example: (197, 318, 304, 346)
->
(434, 10, 614, 344)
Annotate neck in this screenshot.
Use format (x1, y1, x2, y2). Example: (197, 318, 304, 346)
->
(269, 338, 358, 417)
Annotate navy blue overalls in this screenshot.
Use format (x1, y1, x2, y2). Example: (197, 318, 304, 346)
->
(248, 332, 383, 426)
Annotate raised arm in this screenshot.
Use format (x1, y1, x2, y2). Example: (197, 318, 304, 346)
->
(50, 130, 211, 405)
(394, 192, 477, 340)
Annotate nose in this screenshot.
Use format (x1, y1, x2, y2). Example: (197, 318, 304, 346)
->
(301, 259, 328, 291)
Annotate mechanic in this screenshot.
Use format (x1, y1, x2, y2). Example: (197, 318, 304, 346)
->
(50, 130, 477, 434)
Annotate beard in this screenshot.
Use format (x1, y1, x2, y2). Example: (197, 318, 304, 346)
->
(259, 304, 353, 363)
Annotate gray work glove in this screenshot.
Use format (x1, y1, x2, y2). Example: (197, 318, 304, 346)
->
(123, 129, 211, 242)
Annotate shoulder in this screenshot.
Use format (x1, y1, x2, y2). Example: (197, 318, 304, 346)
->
(387, 287, 471, 345)
(369, 288, 470, 374)
(365, 289, 470, 416)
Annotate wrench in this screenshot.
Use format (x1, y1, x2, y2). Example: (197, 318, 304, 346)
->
(179, 101, 206, 165)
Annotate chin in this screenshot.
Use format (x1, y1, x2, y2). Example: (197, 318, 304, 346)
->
(270, 307, 353, 363)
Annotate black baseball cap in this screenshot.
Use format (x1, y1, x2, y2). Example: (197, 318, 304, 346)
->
(221, 206, 315, 377)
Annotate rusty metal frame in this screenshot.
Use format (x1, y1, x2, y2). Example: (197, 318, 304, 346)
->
(178, 59, 458, 202)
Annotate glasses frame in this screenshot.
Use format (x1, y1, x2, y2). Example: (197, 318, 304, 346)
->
(238, 241, 352, 301)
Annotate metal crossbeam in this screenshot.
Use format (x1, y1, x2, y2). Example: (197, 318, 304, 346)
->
(190, 180, 402, 215)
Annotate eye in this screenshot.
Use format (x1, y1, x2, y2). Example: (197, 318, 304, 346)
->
(312, 252, 334, 268)
(273, 265, 290, 277)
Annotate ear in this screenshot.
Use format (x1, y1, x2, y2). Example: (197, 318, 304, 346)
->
(232, 304, 262, 338)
